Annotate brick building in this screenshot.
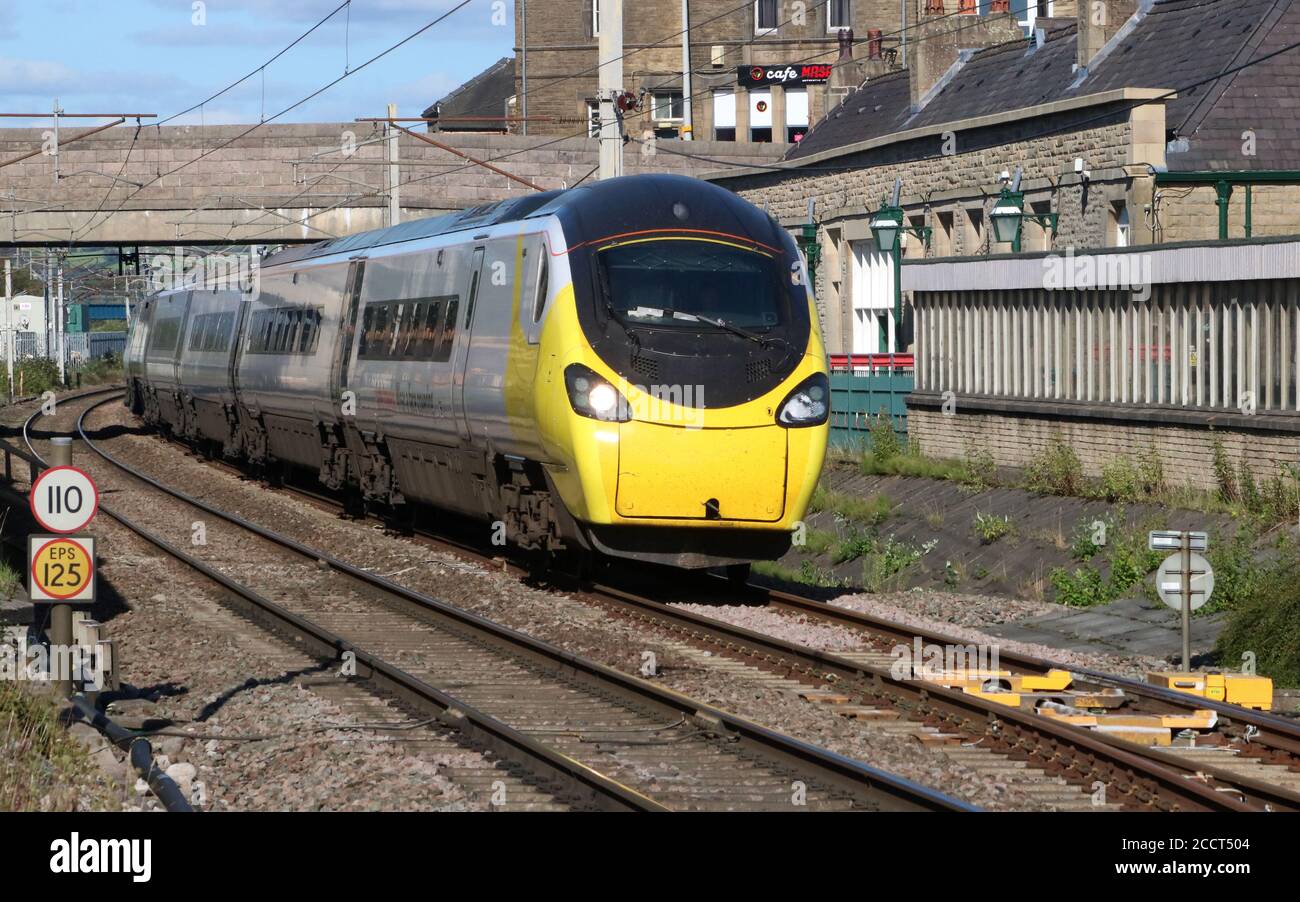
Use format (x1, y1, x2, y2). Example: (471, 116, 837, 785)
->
(704, 0, 1300, 356)
(499, 1, 1077, 145)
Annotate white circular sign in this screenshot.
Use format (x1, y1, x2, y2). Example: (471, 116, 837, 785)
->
(1155, 551, 1214, 611)
(30, 466, 99, 534)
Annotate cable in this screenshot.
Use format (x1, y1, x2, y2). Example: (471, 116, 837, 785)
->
(156, 1, 352, 127)
(619, 32, 1300, 176)
(72, 0, 479, 244)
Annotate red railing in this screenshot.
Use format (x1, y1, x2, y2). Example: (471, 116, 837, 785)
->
(829, 353, 915, 373)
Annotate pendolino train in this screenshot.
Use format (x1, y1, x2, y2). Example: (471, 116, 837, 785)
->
(124, 174, 829, 571)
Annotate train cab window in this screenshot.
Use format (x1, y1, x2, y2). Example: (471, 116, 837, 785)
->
(531, 253, 550, 324)
(596, 239, 785, 331)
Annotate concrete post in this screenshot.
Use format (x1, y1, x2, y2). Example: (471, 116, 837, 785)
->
(47, 436, 73, 697)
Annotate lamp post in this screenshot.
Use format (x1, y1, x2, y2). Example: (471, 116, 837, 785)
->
(799, 198, 821, 290)
(870, 179, 930, 352)
(989, 167, 1058, 253)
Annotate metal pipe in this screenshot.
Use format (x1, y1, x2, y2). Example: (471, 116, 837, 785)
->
(681, 0, 693, 140)
(387, 122, 544, 191)
(521, 0, 528, 136)
(69, 694, 194, 812)
(0, 118, 126, 172)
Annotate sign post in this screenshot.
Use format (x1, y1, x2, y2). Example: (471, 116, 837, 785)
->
(29, 437, 98, 696)
(1150, 530, 1214, 671)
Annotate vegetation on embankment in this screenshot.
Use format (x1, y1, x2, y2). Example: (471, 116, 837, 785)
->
(0, 681, 118, 811)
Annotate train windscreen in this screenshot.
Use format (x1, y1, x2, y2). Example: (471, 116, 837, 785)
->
(596, 239, 785, 331)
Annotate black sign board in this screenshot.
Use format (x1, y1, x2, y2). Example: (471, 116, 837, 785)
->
(737, 64, 833, 87)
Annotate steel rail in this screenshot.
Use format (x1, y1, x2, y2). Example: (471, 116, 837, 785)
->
(738, 580, 1300, 758)
(65, 393, 972, 812)
(15, 394, 662, 812)
(104, 392, 1300, 812)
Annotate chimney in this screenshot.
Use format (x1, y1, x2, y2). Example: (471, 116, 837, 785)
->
(908, 0, 1020, 111)
(1078, 0, 1140, 72)
(829, 28, 864, 105)
(867, 28, 882, 61)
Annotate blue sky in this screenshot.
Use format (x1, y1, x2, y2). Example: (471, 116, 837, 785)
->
(0, 0, 512, 125)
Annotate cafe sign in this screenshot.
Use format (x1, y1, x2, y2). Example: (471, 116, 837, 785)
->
(738, 64, 833, 87)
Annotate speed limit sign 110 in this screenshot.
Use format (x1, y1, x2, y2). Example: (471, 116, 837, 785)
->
(30, 466, 99, 534)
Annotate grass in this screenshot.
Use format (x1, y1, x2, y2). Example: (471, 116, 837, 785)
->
(1216, 553, 1300, 687)
(1048, 514, 1164, 607)
(809, 486, 892, 526)
(0, 560, 20, 603)
(72, 353, 123, 387)
(752, 559, 847, 589)
(0, 682, 117, 811)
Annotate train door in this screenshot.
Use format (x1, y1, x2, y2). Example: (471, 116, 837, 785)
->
(330, 257, 366, 414)
(454, 246, 485, 443)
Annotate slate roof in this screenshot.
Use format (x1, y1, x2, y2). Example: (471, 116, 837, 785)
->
(784, 0, 1300, 171)
(422, 57, 515, 131)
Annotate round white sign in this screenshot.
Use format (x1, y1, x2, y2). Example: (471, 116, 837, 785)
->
(30, 466, 99, 534)
(1155, 551, 1215, 611)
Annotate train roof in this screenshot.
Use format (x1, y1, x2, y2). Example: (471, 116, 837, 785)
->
(260, 175, 773, 268)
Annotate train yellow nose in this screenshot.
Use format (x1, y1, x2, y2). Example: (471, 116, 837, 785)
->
(614, 422, 787, 522)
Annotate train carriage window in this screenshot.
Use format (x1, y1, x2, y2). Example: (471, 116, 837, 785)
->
(402, 303, 425, 356)
(150, 317, 181, 353)
(188, 315, 208, 351)
(421, 299, 445, 356)
(436, 298, 459, 362)
(298, 308, 320, 353)
(388, 303, 407, 358)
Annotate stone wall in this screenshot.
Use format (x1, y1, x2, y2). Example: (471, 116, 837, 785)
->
(515, 0, 915, 142)
(1158, 183, 1300, 244)
(909, 402, 1300, 493)
(714, 98, 1146, 353)
(0, 123, 785, 243)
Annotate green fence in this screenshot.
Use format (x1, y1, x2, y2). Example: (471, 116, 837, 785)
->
(828, 362, 914, 450)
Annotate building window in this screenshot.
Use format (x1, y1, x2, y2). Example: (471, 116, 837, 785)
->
(827, 0, 850, 31)
(934, 211, 954, 257)
(785, 87, 808, 143)
(749, 89, 772, 142)
(1017, 0, 1053, 31)
(1112, 202, 1131, 247)
(755, 0, 778, 34)
(586, 100, 600, 137)
(593, 0, 600, 36)
(652, 92, 684, 121)
(712, 90, 736, 141)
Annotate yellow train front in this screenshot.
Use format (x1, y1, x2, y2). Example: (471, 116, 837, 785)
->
(531, 175, 829, 569)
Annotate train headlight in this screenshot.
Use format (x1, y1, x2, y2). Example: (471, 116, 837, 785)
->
(776, 373, 830, 427)
(565, 364, 631, 422)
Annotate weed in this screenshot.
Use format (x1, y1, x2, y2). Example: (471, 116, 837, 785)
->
(861, 536, 935, 593)
(1049, 565, 1109, 607)
(1024, 434, 1085, 496)
(1212, 437, 1238, 503)
(868, 408, 903, 461)
(972, 511, 1014, 544)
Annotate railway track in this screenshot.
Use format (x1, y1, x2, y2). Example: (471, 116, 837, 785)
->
(71, 390, 1300, 811)
(19, 389, 971, 812)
